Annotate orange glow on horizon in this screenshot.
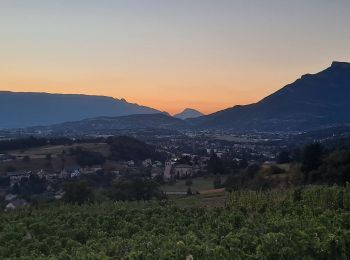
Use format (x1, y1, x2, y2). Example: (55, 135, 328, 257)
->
(1, 1, 350, 115)
(0, 60, 339, 115)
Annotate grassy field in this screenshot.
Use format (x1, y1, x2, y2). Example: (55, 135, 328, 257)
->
(161, 175, 227, 193)
(9, 143, 109, 159)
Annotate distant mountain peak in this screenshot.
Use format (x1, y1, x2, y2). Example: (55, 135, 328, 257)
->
(331, 61, 350, 69)
(174, 108, 204, 119)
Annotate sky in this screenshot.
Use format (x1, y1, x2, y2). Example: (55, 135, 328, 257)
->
(0, 0, 350, 114)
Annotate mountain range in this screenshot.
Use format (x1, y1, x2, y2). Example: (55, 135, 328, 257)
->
(1, 61, 350, 132)
(0, 92, 163, 129)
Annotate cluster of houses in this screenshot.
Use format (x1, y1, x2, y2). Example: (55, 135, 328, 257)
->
(163, 156, 210, 180)
(0, 153, 213, 210)
(5, 166, 104, 187)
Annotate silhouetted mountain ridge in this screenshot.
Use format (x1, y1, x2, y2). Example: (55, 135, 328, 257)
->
(28, 113, 190, 135)
(189, 61, 350, 131)
(2, 61, 349, 133)
(0, 91, 164, 129)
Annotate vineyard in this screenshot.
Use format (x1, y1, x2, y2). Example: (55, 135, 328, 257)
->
(1, 185, 350, 259)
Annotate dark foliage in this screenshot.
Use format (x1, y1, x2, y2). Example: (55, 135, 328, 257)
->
(11, 174, 47, 196)
(107, 136, 164, 162)
(268, 165, 286, 175)
(82, 170, 115, 188)
(107, 178, 164, 202)
(207, 153, 224, 174)
(69, 147, 106, 167)
(245, 164, 261, 179)
(309, 149, 350, 185)
(277, 150, 291, 164)
(63, 180, 94, 205)
(177, 156, 192, 165)
(301, 143, 324, 173)
(22, 155, 30, 163)
(0, 176, 10, 187)
(213, 175, 223, 189)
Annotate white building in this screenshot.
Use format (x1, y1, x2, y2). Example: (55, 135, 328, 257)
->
(163, 161, 195, 181)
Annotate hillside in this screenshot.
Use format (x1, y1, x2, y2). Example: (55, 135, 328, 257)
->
(0, 92, 163, 129)
(191, 62, 350, 131)
(28, 113, 190, 135)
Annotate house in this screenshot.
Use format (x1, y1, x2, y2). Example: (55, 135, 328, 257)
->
(5, 199, 28, 211)
(153, 161, 162, 167)
(70, 170, 80, 178)
(59, 170, 70, 179)
(163, 161, 195, 180)
(199, 156, 210, 171)
(4, 193, 17, 202)
(164, 161, 175, 180)
(46, 173, 60, 182)
(60, 165, 81, 179)
(127, 160, 135, 166)
(142, 159, 152, 167)
(173, 164, 193, 178)
(80, 166, 103, 175)
(6, 171, 30, 185)
(151, 166, 163, 179)
(54, 190, 65, 200)
(36, 169, 46, 179)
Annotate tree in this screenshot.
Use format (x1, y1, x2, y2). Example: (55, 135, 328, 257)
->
(277, 151, 291, 164)
(185, 178, 193, 187)
(107, 136, 165, 162)
(108, 178, 163, 202)
(64, 181, 94, 205)
(22, 156, 30, 163)
(178, 156, 192, 165)
(245, 164, 261, 179)
(224, 175, 242, 192)
(187, 187, 193, 195)
(6, 166, 16, 172)
(208, 154, 224, 174)
(11, 183, 20, 194)
(213, 175, 222, 189)
(75, 150, 106, 167)
(0, 176, 10, 187)
(301, 143, 324, 173)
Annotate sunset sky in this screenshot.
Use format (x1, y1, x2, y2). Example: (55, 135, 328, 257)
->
(1, 0, 350, 114)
